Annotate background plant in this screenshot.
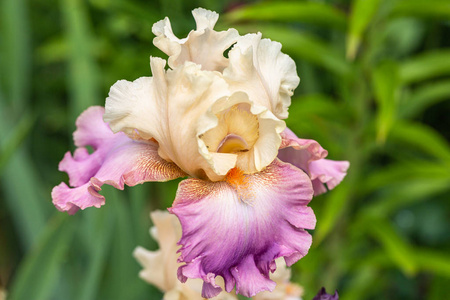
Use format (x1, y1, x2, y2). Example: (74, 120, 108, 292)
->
(0, 0, 449, 299)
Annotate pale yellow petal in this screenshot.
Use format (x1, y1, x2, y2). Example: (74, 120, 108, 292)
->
(104, 57, 232, 180)
(198, 92, 285, 176)
(224, 33, 300, 119)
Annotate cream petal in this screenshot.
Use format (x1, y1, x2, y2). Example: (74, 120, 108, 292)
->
(134, 210, 238, 300)
(104, 57, 232, 180)
(197, 92, 284, 177)
(224, 33, 300, 119)
(152, 8, 239, 71)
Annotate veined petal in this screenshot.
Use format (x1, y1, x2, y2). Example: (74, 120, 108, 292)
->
(152, 8, 239, 71)
(104, 58, 232, 181)
(278, 128, 349, 195)
(52, 106, 185, 214)
(224, 33, 300, 119)
(170, 159, 315, 298)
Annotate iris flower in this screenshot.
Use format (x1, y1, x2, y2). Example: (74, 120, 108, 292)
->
(52, 8, 349, 298)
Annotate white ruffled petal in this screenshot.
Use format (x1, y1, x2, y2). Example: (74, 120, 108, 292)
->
(224, 33, 300, 119)
(152, 8, 239, 71)
(104, 57, 232, 180)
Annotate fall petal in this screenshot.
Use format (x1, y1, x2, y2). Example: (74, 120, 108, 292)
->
(309, 159, 350, 192)
(53, 107, 185, 214)
(278, 128, 348, 195)
(170, 159, 315, 298)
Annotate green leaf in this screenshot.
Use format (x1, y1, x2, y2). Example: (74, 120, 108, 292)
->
(369, 219, 417, 276)
(364, 177, 450, 217)
(0, 0, 31, 112)
(234, 24, 351, 76)
(61, 0, 101, 125)
(399, 50, 450, 85)
(372, 61, 399, 144)
(346, 0, 382, 60)
(0, 99, 50, 249)
(391, 0, 450, 20)
(224, 2, 347, 29)
(0, 110, 35, 172)
(8, 214, 73, 300)
(400, 79, 450, 118)
(389, 121, 450, 163)
(340, 265, 379, 300)
(290, 94, 346, 120)
(313, 183, 350, 245)
(76, 206, 114, 300)
(414, 248, 450, 278)
(361, 160, 450, 196)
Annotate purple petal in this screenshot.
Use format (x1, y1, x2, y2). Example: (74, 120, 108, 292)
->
(309, 159, 350, 191)
(169, 159, 315, 298)
(312, 287, 339, 300)
(52, 106, 185, 214)
(278, 128, 349, 195)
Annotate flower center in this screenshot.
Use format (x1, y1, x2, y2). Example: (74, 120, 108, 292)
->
(201, 104, 259, 154)
(217, 134, 248, 153)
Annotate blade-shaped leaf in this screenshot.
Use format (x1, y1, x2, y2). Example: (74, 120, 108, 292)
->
(389, 121, 450, 163)
(61, 0, 100, 126)
(369, 219, 417, 276)
(399, 50, 450, 84)
(314, 183, 350, 245)
(224, 2, 347, 29)
(347, 0, 382, 59)
(400, 79, 450, 118)
(0, 0, 31, 112)
(391, 0, 450, 20)
(8, 214, 73, 300)
(372, 61, 399, 143)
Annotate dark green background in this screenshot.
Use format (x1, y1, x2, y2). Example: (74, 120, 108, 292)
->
(1, 0, 449, 299)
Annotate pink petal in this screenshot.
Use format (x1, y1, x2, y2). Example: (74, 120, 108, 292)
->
(52, 106, 185, 214)
(278, 128, 349, 195)
(169, 159, 315, 298)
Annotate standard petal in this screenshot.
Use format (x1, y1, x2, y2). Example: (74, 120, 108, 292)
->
(278, 128, 349, 195)
(170, 159, 315, 298)
(224, 33, 300, 119)
(104, 58, 235, 181)
(152, 8, 239, 71)
(52, 107, 185, 214)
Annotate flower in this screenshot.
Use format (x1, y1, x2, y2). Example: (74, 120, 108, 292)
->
(134, 210, 304, 300)
(312, 287, 339, 300)
(52, 8, 349, 298)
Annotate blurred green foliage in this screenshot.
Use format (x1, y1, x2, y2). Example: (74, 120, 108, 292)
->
(1, 0, 449, 299)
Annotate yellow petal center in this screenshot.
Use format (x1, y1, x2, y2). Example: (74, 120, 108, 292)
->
(217, 134, 248, 153)
(201, 105, 259, 154)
